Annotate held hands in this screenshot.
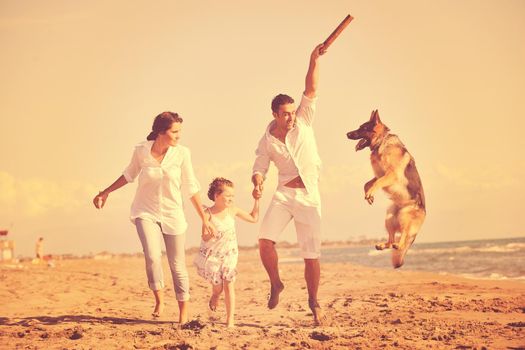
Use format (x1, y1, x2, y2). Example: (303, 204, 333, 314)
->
(93, 191, 109, 209)
(201, 219, 216, 242)
(251, 174, 264, 199)
(252, 186, 263, 200)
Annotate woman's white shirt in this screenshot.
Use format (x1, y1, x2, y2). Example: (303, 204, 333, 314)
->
(123, 141, 201, 235)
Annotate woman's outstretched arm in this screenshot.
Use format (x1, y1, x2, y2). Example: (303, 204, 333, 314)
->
(93, 175, 128, 209)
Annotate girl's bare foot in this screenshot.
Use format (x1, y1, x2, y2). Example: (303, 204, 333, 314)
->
(309, 299, 327, 326)
(209, 293, 220, 311)
(151, 302, 164, 317)
(209, 283, 223, 311)
(179, 313, 188, 324)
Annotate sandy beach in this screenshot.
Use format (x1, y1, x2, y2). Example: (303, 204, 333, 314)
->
(1, 248, 524, 350)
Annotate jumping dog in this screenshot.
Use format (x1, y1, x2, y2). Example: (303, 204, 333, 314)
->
(347, 110, 426, 268)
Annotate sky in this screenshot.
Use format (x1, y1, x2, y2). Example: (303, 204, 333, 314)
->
(1, 0, 524, 257)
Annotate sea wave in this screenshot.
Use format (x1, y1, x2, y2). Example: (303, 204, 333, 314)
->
(458, 272, 525, 282)
(367, 249, 388, 256)
(409, 242, 525, 255)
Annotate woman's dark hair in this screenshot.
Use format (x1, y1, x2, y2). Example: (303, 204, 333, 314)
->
(271, 94, 294, 113)
(207, 177, 234, 201)
(147, 111, 183, 141)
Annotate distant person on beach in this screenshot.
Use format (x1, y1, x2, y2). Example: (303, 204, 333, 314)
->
(92, 112, 213, 323)
(35, 237, 44, 259)
(251, 43, 327, 325)
(194, 177, 260, 327)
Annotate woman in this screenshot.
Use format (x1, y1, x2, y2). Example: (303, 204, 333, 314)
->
(92, 111, 212, 323)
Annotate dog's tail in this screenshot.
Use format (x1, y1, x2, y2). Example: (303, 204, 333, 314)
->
(391, 234, 417, 269)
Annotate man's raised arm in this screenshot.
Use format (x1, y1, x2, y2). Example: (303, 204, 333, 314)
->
(304, 43, 327, 99)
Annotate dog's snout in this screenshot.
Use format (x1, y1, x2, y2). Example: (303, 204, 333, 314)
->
(347, 130, 358, 139)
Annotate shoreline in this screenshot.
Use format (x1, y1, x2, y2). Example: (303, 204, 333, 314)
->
(3, 239, 524, 284)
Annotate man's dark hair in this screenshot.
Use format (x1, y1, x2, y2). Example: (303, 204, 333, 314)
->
(271, 94, 294, 113)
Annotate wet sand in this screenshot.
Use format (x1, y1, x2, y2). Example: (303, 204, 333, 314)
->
(1, 248, 524, 349)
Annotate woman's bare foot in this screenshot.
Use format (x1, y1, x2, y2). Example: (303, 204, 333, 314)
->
(226, 318, 235, 328)
(178, 300, 188, 324)
(152, 289, 164, 318)
(309, 299, 327, 326)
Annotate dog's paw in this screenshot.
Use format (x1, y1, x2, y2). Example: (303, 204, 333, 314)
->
(375, 242, 390, 250)
(392, 243, 406, 250)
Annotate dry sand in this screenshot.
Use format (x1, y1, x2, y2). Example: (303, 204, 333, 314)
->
(1, 248, 524, 349)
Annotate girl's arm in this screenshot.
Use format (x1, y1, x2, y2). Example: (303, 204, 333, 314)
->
(93, 175, 128, 209)
(234, 199, 260, 223)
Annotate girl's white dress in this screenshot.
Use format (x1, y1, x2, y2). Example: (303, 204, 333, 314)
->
(194, 209, 238, 285)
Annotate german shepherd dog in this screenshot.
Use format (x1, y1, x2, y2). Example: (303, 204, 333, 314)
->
(346, 110, 426, 268)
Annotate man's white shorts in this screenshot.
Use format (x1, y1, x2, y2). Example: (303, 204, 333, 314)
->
(259, 186, 321, 259)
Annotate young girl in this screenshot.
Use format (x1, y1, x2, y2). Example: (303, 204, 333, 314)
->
(194, 177, 259, 327)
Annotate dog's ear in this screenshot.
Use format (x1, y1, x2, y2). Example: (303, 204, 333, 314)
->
(369, 110, 376, 121)
(375, 110, 382, 124)
(370, 109, 382, 124)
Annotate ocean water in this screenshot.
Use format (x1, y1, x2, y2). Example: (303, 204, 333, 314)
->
(283, 237, 525, 282)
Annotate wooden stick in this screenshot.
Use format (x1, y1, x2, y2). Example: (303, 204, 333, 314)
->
(323, 14, 354, 49)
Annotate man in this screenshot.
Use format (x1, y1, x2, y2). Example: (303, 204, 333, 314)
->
(252, 43, 327, 325)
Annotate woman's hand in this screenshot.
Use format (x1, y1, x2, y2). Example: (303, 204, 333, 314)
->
(93, 191, 109, 209)
(201, 219, 216, 241)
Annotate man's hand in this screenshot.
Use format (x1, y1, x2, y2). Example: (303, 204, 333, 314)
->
(311, 43, 327, 61)
(304, 43, 326, 98)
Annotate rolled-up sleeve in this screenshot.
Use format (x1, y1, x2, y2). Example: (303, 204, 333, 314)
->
(181, 147, 201, 197)
(296, 94, 317, 126)
(252, 135, 270, 178)
(122, 147, 141, 183)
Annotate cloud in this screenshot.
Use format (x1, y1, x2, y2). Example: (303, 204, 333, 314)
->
(0, 171, 97, 218)
(0, 171, 16, 204)
(434, 163, 521, 190)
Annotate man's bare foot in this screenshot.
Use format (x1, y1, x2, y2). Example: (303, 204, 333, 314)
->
(309, 300, 327, 326)
(267, 282, 284, 309)
(152, 303, 164, 318)
(226, 319, 235, 328)
(209, 292, 220, 311)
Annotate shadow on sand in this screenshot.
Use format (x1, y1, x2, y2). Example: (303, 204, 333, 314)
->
(0, 315, 173, 326)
